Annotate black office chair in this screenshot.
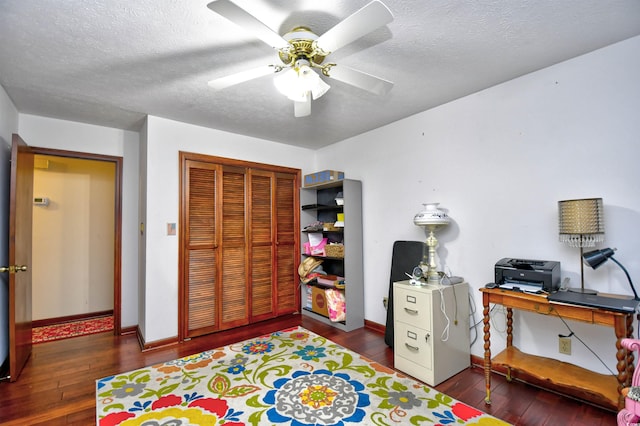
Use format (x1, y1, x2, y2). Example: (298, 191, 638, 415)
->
(384, 240, 426, 347)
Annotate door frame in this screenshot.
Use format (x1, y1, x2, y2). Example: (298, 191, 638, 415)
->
(30, 147, 123, 335)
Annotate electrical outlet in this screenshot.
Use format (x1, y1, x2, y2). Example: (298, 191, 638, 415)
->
(383, 297, 388, 310)
(559, 337, 571, 355)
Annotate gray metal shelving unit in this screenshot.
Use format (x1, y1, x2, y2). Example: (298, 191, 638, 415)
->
(300, 179, 364, 331)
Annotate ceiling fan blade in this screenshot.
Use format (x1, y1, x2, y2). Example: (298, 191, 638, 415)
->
(294, 95, 311, 117)
(207, 0, 289, 49)
(208, 65, 278, 90)
(315, 0, 393, 54)
(325, 65, 393, 96)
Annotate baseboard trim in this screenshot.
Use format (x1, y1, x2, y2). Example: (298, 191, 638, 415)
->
(32, 310, 113, 328)
(136, 316, 386, 351)
(364, 319, 385, 334)
(136, 325, 180, 352)
(120, 325, 137, 335)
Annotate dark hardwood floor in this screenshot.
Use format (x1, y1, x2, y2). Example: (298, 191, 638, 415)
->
(0, 314, 616, 425)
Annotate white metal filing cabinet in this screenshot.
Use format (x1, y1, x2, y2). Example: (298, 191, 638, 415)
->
(393, 280, 470, 386)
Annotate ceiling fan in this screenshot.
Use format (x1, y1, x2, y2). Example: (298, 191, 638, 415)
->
(206, 0, 394, 117)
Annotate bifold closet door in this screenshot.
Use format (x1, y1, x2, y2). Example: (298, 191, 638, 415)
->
(181, 153, 300, 339)
(184, 160, 218, 338)
(274, 172, 298, 315)
(219, 165, 249, 330)
(249, 170, 275, 321)
(249, 171, 299, 321)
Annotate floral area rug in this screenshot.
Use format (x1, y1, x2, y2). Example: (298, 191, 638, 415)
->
(96, 326, 509, 426)
(32, 316, 113, 343)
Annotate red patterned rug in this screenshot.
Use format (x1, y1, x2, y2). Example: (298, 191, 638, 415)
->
(32, 316, 114, 343)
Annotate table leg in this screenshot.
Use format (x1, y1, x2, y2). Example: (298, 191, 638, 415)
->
(505, 307, 513, 381)
(483, 293, 491, 405)
(506, 307, 513, 347)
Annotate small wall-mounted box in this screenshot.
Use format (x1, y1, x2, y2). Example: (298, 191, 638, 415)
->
(33, 197, 49, 206)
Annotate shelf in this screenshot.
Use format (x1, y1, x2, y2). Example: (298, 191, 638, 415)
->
(300, 179, 363, 332)
(303, 280, 345, 290)
(301, 204, 343, 211)
(301, 254, 344, 261)
(302, 180, 344, 189)
(492, 346, 619, 410)
(302, 307, 346, 325)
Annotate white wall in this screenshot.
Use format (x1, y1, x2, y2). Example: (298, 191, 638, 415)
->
(0, 86, 19, 368)
(17, 116, 140, 328)
(316, 35, 640, 374)
(141, 116, 316, 342)
(32, 156, 115, 320)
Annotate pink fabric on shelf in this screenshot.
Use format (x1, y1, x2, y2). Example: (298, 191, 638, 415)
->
(325, 289, 346, 322)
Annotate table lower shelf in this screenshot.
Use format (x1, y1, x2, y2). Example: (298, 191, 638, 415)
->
(492, 346, 619, 411)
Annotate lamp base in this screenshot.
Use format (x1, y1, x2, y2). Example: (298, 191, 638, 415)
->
(568, 287, 598, 295)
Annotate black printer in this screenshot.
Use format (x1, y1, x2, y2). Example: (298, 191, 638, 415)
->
(495, 258, 561, 293)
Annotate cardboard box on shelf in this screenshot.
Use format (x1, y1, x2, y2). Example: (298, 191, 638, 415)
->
(304, 170, 344, 187)
(311, 286, 329, 317)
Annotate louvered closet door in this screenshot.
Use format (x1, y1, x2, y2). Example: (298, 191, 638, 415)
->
(219, 165, 249, 330)
(275, 172, 298, 314)
(184, 160, 218, 337)
(181, 152, 300, 339)
(250, 170, 275, 321)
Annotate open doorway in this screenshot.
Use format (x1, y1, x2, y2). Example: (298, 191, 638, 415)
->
(31, 148, 122, 335)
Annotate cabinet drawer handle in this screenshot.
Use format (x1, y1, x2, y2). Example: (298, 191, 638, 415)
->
(425, 333, 430, 342)
(405, 343, 419, 351)
(404, 307, 418, 314)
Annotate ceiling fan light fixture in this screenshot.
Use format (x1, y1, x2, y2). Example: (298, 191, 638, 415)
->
(274, 59, 330, 102)
(206, 1, 395, 116)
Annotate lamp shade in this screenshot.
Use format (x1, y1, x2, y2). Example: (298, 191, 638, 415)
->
(558, 198, 604, 247)
(413, 203, 450, 227)
(583, 247, 616, 269)
(274, 59, 330, 102)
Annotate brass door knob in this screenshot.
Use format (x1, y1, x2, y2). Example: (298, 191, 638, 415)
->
(0, 265, 28, 273)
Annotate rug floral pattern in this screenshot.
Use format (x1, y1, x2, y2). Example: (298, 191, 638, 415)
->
(96, 326, 509, 426)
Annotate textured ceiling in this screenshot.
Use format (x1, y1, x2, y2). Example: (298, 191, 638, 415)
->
(1, 0, 639, 149)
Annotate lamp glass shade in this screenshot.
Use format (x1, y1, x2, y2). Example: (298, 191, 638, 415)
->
(274, 60, 330, 102)
(583, 247, 616, 269)
(558, 198, 604, 247)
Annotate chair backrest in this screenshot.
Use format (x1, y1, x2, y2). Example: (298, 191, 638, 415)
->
(618, 338, 640, 426)
(384, 240, 426, 347)
(622, 339, 640, 388)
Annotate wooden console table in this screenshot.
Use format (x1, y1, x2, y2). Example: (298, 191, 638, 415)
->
(481, 287, 636, 411)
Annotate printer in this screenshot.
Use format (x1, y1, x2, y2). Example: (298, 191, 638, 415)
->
(495, 258, 561, 293)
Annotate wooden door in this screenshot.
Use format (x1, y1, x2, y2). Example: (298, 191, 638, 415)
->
(274, 172, 298, 314)
(6, 134, 34, 381)
(249, 170, 275, 322)
(218, 165, 248, 330)
(179, 153, 300, 339)
(183, 160, 218, 338)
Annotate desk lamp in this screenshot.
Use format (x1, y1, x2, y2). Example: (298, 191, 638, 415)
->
(414, 203, 450, 284)
(558, 198, 604, 294)
(583, 248, 640, 300)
